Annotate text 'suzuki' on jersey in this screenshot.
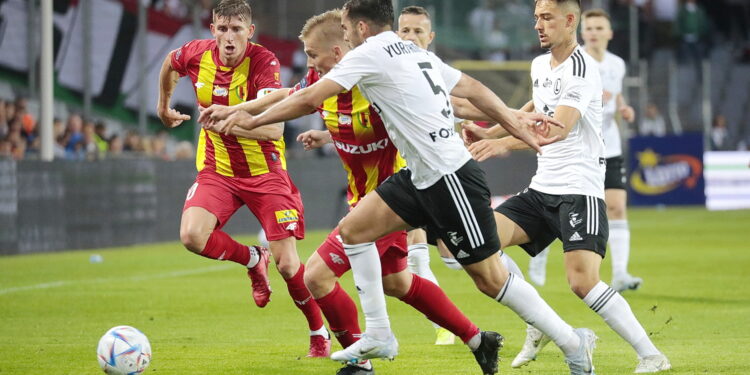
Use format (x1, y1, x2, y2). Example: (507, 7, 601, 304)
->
(292, 68, 405, 207)
(171, 39, 285, 178)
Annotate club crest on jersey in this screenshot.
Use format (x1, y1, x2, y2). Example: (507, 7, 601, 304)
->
(213, 85, 228, 97)
(569, 212, 582, 227)
(236, 85, 248, 101)
(339, 114, 352, 125)
(447, 231, 464, 246)
(275, 209, 299, 224)
(554, 79, 562, 95)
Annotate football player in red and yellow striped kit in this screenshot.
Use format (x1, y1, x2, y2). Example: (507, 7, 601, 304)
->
(156, 0, 329, 357)
(201, 9, 486, 374)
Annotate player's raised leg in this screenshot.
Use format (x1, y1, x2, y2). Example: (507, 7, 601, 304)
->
(247, 177, 329, 358)
(406, 228, 455, 345)
(180, 176, 272, 307)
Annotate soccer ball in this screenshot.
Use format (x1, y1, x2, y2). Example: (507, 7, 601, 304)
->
(96, 326, 152, 374)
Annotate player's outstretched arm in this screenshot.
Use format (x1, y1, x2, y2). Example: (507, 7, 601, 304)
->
(202, 116, 283, 141)
(156, 52, 190, 128)
(450, 74, 558, 154)
(199, 88, 292, 125)
(215, 79, 344, 135)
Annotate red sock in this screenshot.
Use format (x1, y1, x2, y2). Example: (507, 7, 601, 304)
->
(315, 282, 361, 348)
(285, 264, 325, 331)
(200, 230, 250, 266)
(399, 274, 480, 343)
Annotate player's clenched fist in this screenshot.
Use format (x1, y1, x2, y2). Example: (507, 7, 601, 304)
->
(296, 130, 332, 151)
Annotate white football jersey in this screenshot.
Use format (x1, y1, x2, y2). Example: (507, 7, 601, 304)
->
(529, 46, 605, 198)
(596, 50, 627, 158)
(324, 31, 469, 189)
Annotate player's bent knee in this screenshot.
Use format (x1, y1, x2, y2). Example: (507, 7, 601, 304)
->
(179, 227, 207, 254)
(304, 256, 337, 297)
(568, 276, 599, 298)
(607, 205, 626, 220)
(382, 274, 411, 298)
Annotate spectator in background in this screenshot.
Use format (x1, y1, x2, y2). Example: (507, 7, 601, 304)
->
(640, 103, 667, 136)
(93, 121, 109, 156)
(123, 130, 143, 153)
(5, 99, 16, 125)
(108, 134, 124, 157)
(652, 0, 679, 49)
(53, 118, 66, 159)
(65, 113, 84, 159)
(173, 140, 194, 160)
(0, 138, 11, 159)
(710, 114, 731, 151)
(675, 0, 709, 77)
(468, 0, 495, 58)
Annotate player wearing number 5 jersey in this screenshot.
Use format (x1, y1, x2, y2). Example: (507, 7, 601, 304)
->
(156, 0, 329, 358)
(210, 1, 594, 373)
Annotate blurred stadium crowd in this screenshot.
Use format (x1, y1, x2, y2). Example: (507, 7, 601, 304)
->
(0, 0, 748, 162)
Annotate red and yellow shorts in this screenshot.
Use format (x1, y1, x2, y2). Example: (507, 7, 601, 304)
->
(183, 169, 304, 241)
(317, 227, 407, 277)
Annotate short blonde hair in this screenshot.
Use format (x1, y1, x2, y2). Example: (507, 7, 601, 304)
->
(299, 9, 344, 42)
(582, 8, 610, 21)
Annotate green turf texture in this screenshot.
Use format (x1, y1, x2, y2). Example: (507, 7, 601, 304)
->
(1, 207, 748, 374)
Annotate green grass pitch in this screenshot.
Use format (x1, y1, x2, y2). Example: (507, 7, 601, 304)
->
(1, 207, 749, 374)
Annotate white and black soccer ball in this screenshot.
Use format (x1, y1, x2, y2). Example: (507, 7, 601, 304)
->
(96, 325, 152, 375)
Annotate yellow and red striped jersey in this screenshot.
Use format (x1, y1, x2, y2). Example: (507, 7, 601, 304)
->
(172, 39, 285, 178)
(292, 69, 406, 207)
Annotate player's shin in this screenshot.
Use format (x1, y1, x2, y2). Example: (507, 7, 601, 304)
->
(315, 282, 362, 349)
(496, 273, 581, 356)
(343, 242, 391, 340)
(398, 274, 480, 344)
(583, 281, 661, 358)
(284, 264, 325, 331)
(200, 230, 253, 266)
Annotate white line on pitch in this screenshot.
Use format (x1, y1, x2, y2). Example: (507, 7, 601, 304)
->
(0, 264, 234, 296)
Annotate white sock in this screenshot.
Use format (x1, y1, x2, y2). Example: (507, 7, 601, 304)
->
(584, 281, 660, 358)
(499, 252, 524, 279)
(310, 325, 329, 338)
(408, 243, 439, 285)
(467, 332, 482, 351)
(441, 256, 463, 270)
(609, 220, 631, 278)
(496, 273, 580, 355)
(246, 246, 259, 268)
(344, 242, 391, 340)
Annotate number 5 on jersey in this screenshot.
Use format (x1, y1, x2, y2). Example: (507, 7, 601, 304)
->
(418, 62, 452, 119)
